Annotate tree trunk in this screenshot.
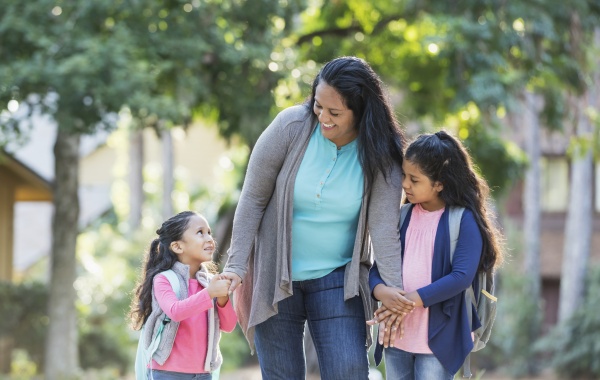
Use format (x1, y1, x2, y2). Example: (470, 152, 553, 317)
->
(44, 130, 80, 380)
(558, 27, 598, 323)
(558, 99, 593, 323)
(128, 128, 144, 231)
(522, 91, 542, 302)
(520, 91, 544, 375)
(162, 129, 174, 220)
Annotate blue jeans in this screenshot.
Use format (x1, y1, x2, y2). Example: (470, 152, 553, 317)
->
(254, 266, 369, 380)
(384, 347, 454, 380)
(150, 370, 212, 380)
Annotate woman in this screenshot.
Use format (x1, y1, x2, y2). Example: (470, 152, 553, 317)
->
(222, 56, 413, 380)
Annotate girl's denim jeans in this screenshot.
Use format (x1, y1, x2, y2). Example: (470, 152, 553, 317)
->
(150, 370, 212, 380)
(384, 347, 455, 380)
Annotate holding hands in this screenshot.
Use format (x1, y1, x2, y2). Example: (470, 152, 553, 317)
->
(367, 285, 416, 348)
(220, 272, 243, 295)
(207, 274, 232, 306)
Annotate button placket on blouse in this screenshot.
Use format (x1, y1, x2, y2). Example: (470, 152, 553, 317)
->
(314, 145, 338, 209)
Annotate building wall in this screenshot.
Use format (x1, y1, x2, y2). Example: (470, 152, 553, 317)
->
(0, 168, 16, 281)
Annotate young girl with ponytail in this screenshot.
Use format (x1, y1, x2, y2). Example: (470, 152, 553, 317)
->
(130, 211, 237, 379)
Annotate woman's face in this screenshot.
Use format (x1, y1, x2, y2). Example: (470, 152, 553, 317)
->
(313, 81, 357, 148)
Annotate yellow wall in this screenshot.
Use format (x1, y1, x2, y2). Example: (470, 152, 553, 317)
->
(0, 168, 16, 281)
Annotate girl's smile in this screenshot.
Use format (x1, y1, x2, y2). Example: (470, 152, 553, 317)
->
(172, 214, 216, 274)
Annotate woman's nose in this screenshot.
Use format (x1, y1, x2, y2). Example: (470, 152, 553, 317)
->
(319, 111, 329, 123)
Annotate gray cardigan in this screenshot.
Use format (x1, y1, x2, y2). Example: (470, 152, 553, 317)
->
(224, 105, 403, 351)
(143, 261, 223, 372)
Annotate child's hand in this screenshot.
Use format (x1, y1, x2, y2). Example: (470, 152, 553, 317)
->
(373, 284, 415, 314)
(207, 275, 231, 299)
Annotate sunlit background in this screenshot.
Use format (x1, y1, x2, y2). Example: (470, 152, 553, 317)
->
(1, 0, 600, 379)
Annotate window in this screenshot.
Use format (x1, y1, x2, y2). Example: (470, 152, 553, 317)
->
(541, 157, 569, 212)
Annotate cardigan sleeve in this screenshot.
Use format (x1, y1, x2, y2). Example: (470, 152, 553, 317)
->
(154, 275, 214, 322)
(366, 165, 404, 289)
(223, 107, 302, 280)
(417, 210, 482, 307)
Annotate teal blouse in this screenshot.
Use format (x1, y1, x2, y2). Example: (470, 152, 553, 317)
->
(291, 124, 364, 281)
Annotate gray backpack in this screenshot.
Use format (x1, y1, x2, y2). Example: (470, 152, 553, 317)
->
(400, 204, 497, 377)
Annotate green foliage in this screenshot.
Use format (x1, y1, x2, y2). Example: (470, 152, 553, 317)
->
(476, 227, 544, 378)
(0, 0, 152, 136)
(535, 266, 600, 378)
(463, 122, 528, 197)
(219, 326, 254, 372)
(292, 0, 600, 194)
(79, 329, 130, 374)
(0, 281, 49, 370)
(0, 0, 309, 148)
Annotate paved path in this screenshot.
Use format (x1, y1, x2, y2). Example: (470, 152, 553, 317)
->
(219, 365, 560, 380)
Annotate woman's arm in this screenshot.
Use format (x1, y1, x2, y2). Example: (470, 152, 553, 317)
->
(367, 165, 404, 289)
(416, 210, 483, 307)
(223, 108, 301, 289)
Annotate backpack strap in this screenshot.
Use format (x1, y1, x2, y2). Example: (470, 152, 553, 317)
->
(160, 269, 182, 300)
(448, 207, 465, 263)
(135, 269, 183, 380)
(446, 207, 476, 378)
(399, 203, 412, 230)
(158, 270, 182, 323)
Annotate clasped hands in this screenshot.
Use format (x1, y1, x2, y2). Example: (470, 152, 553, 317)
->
(367, 284, 417, 348)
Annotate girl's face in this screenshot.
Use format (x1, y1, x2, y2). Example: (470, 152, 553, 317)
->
(402, 159, 445, 211)
(171, 214, 215, 270)
(313, 81, 357, 148)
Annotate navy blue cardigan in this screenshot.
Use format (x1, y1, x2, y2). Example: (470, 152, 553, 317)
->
(369, 205, 483, 374)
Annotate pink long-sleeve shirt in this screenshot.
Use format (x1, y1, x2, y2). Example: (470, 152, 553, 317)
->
(151, 274, 237, 373)
(394, 203, 444, 354)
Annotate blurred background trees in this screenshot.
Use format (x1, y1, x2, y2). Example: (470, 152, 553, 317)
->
(1, 0, 600, 379)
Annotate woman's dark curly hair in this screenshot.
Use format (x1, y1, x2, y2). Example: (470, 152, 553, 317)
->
(129, 211, 216, 330)
(404, 130, 504, 274)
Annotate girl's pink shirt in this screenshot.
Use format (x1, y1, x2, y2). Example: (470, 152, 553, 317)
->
(394, 203, 444, 353)
(151, 274, 237, 373)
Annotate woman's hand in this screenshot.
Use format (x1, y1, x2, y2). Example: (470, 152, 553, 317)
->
(373, 284, 416, 314)
(220, 272, 243, 294)
(367, 305, 406, 348)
